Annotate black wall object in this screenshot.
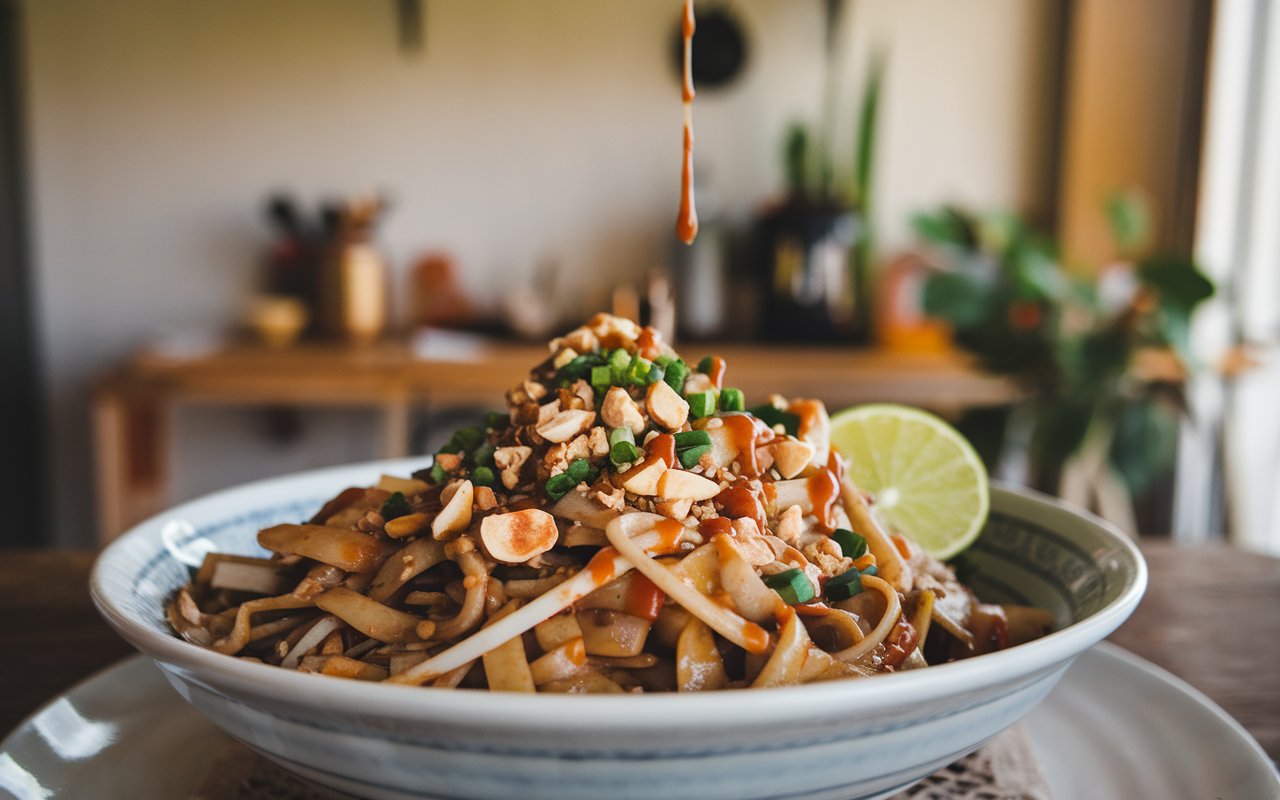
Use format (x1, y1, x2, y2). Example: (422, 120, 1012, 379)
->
(671, 5, 748, 90)
(0, 0, 46, 547)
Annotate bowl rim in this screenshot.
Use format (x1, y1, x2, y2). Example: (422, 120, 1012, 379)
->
(91, 458, 1147, 731)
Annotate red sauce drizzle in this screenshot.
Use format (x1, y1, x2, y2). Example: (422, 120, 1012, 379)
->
(625, 572, 666, 620)
(645, 432, 678, 469)
(718, 414, 773, 476)
(741, 621, 770, 654)
(636, 327, 662, 360)
(826, 447, 846, 484)
(714, 481, 769, 535)
(806, 468, 840, 532)
(586, 546, 619, 585)
(788, 399, 824, 440)
(706, 355, 727, 388)
(697, 516, 733, 539)
(676, 0, 698, 245)
(654, 518, 685, 554)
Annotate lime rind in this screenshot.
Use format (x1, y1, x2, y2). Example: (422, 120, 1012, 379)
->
(828, 403, 989, 561)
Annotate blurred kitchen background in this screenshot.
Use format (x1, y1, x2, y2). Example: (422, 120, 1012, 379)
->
(2, 0, 1277, 554)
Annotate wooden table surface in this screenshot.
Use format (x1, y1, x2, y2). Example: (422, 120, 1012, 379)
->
(1, 542, 1277, 765)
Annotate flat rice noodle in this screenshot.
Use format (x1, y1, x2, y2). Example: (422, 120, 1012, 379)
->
(323, 488, 392, 529)
(798, 607, 864, 652)
(308, 487, 367, 524)
(667, 543, 720, 594)
(751, 609, 811, 688)
(676, 617, 728, 691)
(504, 574, 570, 599)
(431, 660, 476, 689)
(910, 589, 936, 648)
(930, 600, 976, 649)
(1002, 604, 1056, 646)
(652, 605, 691, 648)
(481, 600, 536, 693)
(212, 594, 315, 655)
(839, 477, 912, 592)
(551, 491, 623, 529)
(389, 650, 431, 676)
(628, 659, 678, 693)
(607, 514, 771, 655)
(308, 655, 388, 682)
(576, 608, 650, 657)
(534, 611, 583, 651)
(314, 587, 423, 644)
(589, 653, 658, 669)
(831, 575, 902, 664)
(430, 547, 489, 641)
(529, 637, 588, 685)
(563, 526, 609, 548)
(799, 645, 858, 682)
(377, 474, 430, 495)
(367, 538, 447, 603)
(388, 547, 634, 686)
(714, 535, 782, 624)
(258, 524, 394, 574)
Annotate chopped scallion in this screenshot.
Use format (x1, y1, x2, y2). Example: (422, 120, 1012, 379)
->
(719, 387, 745, 412)
(470, 443, 496, 469)
(609, 428, 640, 465)
(674, 430, 712, 449)
(590, 365, 614, 390)
(696, 355, 714, 374)
(544, 472, 577, 501)
(379, 491, 412, 520)
(565, 458, 596, 484)
(559, 353, 607, 382)
(824, 568, 863, 601)
(428, 462, 448, 484)
(471, 466, 496, 487)
(663, 359, 689, 393)
(831, 528, 867, 559)
(749, 404, 801, 435)
(678, 443, 711, 469)
(484, 411, 507, 430)
(609, 348, 632, 381)
(686, 391, 715, 419)
(763, 568, 816, 605)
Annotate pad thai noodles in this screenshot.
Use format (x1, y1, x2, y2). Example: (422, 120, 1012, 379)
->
(167, 314, 1053, 692)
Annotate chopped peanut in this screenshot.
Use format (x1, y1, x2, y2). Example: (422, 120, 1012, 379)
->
(480, 508, 559, 564)
(645, 380, 689, 431)
(431, 480, 474, 539)
(773, 439, 816, 479)
(601, 387, 646, 435)
(494, 446, 532, 490)
(536, 409, 596, 444)
(655, 469, 719, 501)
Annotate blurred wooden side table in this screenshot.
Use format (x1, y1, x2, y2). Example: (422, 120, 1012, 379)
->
(90, 338, 1014, 543)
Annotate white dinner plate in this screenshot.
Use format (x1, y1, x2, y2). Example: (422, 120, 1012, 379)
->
(1, 643, 1276, 799)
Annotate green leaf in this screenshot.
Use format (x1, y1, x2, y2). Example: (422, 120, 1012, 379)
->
(911, 206, 976, 248)
(1138, 256, 1214, 312)
(852, 50, 885, 211)
(1105, 189, 1152, 255)
(922, 272, 990, 327)
(784, 123, 811, 196)
(1108, 401, 1179, 495)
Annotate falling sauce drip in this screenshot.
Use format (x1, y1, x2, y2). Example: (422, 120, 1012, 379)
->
(676, 0, 699, 245)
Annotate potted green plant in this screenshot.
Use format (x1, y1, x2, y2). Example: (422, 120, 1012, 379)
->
(917, 193, 1214, 529)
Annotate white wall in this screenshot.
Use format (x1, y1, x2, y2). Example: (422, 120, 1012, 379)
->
(23, 0, 1055, 546)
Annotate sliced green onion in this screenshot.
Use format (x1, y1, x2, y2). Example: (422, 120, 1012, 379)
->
(379, 491, 412, 520)
(443, 425, 486, 454)
(470, 443, 496, 469)
(609, 348, 632, 381)
(645, 364, 666, 386)
(609, 428, 640, 465)
(590, 365, 614, 390)
(674, 430, 712, 449)
(831, 528, 867, 559)
(559, 353, 606, 382)
(565, 458, 596, 484)
(687, 391, 715, 419)
(678, 444, 711, 469)
(663, 360, 689, 393)
(763, 568, 816, 605)
(484, 411, 507, 430)
(624, 356, 653, 386)
(719, 387, 745, 412)
(824, 568, 863, 601)
(696, 355, 714, 374)
(654, 354, 675, 368)
(749, 404, 801, 435)
(471, 466, 496, 487)
(544, 473, 577, 501)
(612, 441, 641, 464)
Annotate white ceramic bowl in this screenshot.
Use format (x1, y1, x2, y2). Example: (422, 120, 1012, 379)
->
(92, 458, 1146, 800)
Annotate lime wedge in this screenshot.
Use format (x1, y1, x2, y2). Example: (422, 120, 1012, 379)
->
(828, 404, 989, 560)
